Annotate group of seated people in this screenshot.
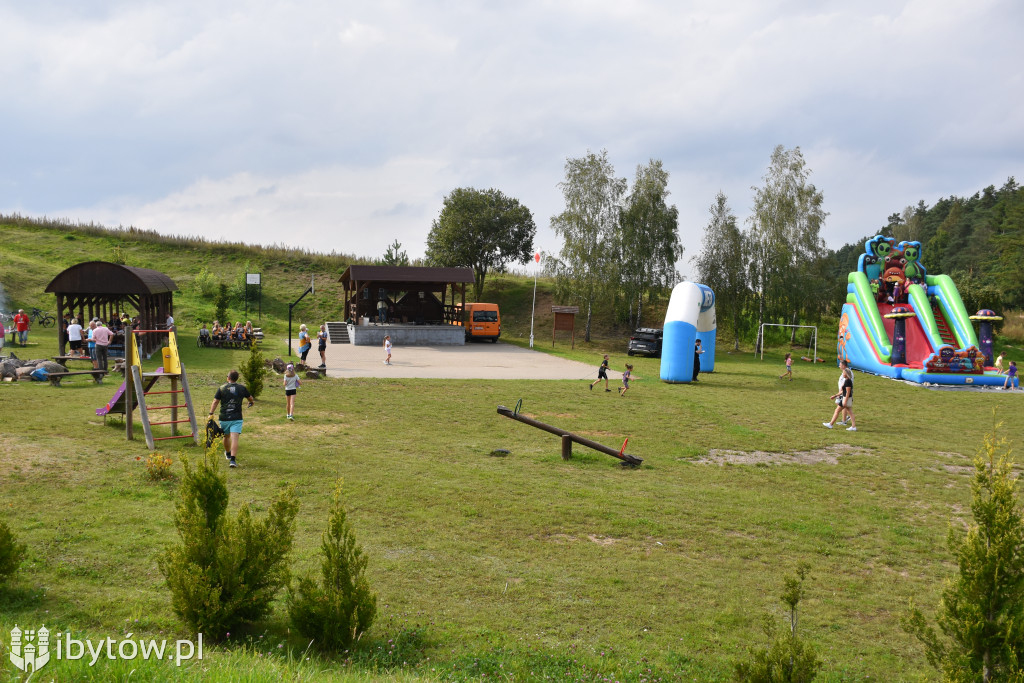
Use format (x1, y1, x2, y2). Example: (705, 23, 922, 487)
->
(199, 320, 256, 343)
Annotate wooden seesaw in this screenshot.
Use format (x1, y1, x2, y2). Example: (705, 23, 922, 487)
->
(496, 402, 643, 467)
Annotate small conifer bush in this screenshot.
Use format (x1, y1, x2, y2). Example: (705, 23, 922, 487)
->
(289, 482, 377, 651)
(735, 563, 822, 682)
(239, 341, 267, 399)
(903, 425, 1024, 680)
(0, 519, 27, 583)
(157, 447, 298, 638)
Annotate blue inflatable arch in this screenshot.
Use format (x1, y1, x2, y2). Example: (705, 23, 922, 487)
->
(660, 282, 716, 383)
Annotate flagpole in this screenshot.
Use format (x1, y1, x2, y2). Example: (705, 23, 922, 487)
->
(529, 252, 539, 348)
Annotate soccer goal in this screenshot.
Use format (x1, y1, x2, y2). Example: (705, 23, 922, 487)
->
(757, 323, 818, 362)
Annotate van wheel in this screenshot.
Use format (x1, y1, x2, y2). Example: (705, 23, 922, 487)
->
(627, 350, 634, 356)
(492, 338, 498, 343)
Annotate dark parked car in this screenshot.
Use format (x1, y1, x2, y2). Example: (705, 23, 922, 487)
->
(627, 328, 663, 357)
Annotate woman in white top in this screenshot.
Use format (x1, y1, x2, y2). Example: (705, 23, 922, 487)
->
(67, 318, 85, 354)
(283, 363, 300, 420)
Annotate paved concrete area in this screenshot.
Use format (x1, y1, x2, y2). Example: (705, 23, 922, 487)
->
(293, 340, 618, 380)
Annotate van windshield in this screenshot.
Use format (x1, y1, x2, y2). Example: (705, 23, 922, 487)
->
(473, 310, 498, 323)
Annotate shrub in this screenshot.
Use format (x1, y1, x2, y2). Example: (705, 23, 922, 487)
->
(192, 266, 218, 299)
(0, 519, 27, 583)
(289, 482, 377, 651)
(903, 424, 1024, 680)
(157, 448, 298, 638)
(735, 563, 822, 682)
(144, 452, 175, 481)
(239, 341, 267, 399)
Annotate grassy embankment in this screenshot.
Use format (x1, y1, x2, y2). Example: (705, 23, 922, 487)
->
(1, 220, 1024, 681)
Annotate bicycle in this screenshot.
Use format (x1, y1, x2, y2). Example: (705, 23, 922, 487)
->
(30, 308, 56, 327)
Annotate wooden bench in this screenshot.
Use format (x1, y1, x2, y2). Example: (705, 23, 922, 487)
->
(47, 370, 108, 386)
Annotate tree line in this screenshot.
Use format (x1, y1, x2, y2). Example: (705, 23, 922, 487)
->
(423, 149, 1021, 349)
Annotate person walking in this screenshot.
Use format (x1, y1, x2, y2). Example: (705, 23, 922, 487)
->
(823, 360, 857, 431)
(283, 363, 300, 420)
(692, 339, 705, 382)
(298, 324, 311, 363)
(209, 370, 255, 468)
(317, 324, 328, 368)
(91, 320, 112, 371)
(590, 354, 611, 392)
(377, 298, 387, 324)
(13, 309, 29, 346)
(618, 363, 633, 397)
(779, 353, 793, 381)
(383, 335, 392, 365)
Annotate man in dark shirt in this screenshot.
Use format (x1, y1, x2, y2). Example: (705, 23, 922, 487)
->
(209, 370, 254, 468)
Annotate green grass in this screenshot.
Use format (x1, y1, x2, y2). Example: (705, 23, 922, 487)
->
(3, 220, 1024, 680)
(2, 318, 1022, 681)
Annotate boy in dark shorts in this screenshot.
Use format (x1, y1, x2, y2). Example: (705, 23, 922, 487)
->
(590, 354, 611, 391)
(209, 370, 255, 468)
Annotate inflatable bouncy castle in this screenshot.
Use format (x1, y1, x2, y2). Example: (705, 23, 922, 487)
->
(838, 236, 1006, 386)
(660, 282, 716, 383)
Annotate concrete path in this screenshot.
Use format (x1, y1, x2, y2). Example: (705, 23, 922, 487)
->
(291, 340, 617, 380)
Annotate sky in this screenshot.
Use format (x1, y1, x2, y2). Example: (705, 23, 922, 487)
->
(2, 0, 1022, 279)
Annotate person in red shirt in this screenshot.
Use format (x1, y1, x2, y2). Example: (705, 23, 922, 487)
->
(13, 309, 30, 346)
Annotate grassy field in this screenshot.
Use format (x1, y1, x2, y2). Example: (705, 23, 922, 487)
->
(2, 318, 1023, 681)
(3, 221, 1024, 681)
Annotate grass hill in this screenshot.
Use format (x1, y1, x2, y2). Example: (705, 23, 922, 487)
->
(0, 216, 645, 350)
(2, 216, 1024, 681)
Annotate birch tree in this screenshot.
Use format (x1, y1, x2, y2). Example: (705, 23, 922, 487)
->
(748, 146, 827, 351)
(551, 150, 626, 341)
(694, 192, 748, 350)
(619, 160, 682, 328)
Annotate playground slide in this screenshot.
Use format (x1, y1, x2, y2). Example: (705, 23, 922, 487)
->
(96, 367, 163, 416)
(660, 282, 716, 383)
(839, 254, 1004, 386)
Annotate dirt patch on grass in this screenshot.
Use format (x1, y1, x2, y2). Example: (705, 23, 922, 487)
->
(695, 444, 870, 466)
(587, 534, 620, 546)
(0, 435, 63, 475)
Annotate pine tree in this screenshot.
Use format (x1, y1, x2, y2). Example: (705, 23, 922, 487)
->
(239, 340, 267, 399)
(288, 482, 377, 651)
(903, 425, 1024, 681)
(158, 449, 298, 638)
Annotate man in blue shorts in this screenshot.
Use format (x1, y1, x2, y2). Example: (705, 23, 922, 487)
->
(209, 370, 255, 468)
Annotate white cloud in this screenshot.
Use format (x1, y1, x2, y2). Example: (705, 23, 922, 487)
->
(1, 0, 1021, 273)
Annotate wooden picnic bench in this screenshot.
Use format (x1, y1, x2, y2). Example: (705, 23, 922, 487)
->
(47, 370, 108, 386)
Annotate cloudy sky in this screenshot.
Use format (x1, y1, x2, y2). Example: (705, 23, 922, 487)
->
(2, 0, 1021, 277)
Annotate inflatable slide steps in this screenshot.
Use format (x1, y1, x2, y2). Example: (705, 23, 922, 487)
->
(932, 305, 957, 346)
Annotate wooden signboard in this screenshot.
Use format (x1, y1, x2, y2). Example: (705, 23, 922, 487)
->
(551, 305, 579, 348)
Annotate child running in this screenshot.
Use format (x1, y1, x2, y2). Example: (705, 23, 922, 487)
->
(618, 364, 633, 397)
(590, 354, 611, 392)
(383, 335, 392, 365)
(779, 353, 793, 381)
(283, 363, 300, 420)
(1003, 360, 1018, 390)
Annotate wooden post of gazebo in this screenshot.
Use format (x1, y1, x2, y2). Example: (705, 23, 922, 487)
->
(551, 306, 579, 348)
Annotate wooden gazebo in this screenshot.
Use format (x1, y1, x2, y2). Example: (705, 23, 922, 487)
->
(45, 261, 178, 357)
(339, 265, 474, 325)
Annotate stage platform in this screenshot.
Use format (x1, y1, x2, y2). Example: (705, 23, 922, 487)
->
(340, 322, 465, 346)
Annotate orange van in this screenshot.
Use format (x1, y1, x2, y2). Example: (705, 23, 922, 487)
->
(462, 303, 501, 342)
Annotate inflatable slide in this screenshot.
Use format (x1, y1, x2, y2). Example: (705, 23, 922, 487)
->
(660, 282, 716, 383)
(838, 236, 1006, 386)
